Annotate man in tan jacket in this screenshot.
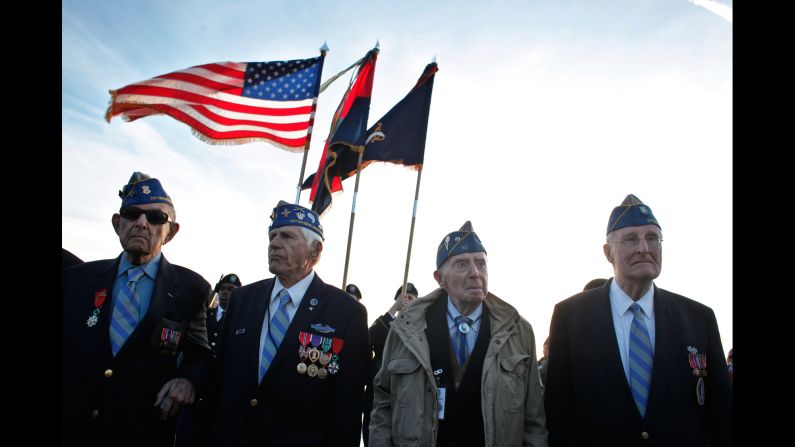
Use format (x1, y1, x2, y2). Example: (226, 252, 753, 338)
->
(369, 221, 548, 447)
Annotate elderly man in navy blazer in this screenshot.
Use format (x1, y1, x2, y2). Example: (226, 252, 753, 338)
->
(544, 194, 732, 446)
(62, 172, 213, 447)
(209, 200, 369, 447)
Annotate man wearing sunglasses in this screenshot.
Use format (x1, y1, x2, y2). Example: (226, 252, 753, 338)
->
(62, 171, 213, 447)
(544, 194, 732, 446)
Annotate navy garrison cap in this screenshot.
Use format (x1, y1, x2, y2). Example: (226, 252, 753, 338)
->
(436, 221, 487, 269)
(269, 200, 324, 240)
(606, 194, 661, 235)
(119, 172, 173, 208)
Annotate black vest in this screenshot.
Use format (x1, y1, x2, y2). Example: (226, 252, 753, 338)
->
(425, 296, 491, 447)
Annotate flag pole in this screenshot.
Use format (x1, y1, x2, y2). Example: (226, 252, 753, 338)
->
(401, 166, 423, 295)
(295, 43, 329, 204)
(341, 147, 365, 289)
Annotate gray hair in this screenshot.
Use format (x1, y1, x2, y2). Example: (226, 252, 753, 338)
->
(300, 227, 323, 252)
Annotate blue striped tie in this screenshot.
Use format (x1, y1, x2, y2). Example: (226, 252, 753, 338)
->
(109, 267, 145, 356)
(259, 289, 291, 382)
(629, 303, 653, 417)
(454, 316, 473, 366)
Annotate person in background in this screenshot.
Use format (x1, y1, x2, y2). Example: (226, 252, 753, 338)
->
(207, 273, 243, 350)
(537, 336, 550, 391)
(369, 221, 548, 446)
(62, 171, 212, 447)
(346, 283, 363, 301)
(544, 194, 732, 446)
(362, 282, 419, 446)
(209, 201, 369, 446)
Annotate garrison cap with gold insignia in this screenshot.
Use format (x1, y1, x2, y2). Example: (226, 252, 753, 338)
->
(269, 200, 324, 240)
(119, 171, 173, 208)
(436, 221, 487, 269)
(606, 194, 661, 235)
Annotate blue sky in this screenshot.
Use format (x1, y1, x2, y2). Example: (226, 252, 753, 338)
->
(63, 0, 733, 356)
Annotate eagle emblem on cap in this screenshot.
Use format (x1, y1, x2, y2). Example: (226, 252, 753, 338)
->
(142, 185, 151, 194)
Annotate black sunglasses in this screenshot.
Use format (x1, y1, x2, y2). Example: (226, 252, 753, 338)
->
(119, 207, 172, 225)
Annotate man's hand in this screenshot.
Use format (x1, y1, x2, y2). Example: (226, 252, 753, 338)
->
(388, 293, 417, 318)
(154, 378, 196, 420)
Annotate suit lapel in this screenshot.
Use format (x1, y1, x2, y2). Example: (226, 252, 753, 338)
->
(249, 280, 275, 385)
(586, 282, 636, 410)
(644, 287, 680, 421)
(93, 258, 121, 359)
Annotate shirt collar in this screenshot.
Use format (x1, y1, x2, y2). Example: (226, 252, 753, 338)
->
(117, 252, 161, 279)
(610, 278, 655, 318)
(446, 295, 483, 324)
(272, 271, 315, 307)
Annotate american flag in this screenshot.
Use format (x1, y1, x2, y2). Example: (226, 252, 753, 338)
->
(105, 57, 324, 150)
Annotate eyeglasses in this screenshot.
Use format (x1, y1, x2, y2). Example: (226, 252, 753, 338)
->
(612, 235, 663, 248)
(119, 207, 172, 225)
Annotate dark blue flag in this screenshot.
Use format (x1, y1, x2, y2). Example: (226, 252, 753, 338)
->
(302, 62, 438, 194)
(363, 61, 437, 167)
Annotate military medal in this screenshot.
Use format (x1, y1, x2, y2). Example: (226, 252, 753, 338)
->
(687, 346, 708, 405)
(307, 363, 318, 377)
(319, 336, 333, 365)
(308, 334, 322, 363)
(317, 367, 328, 379)
(297, 331, 311, 374)
(86, 288, 108, 327)
(328, 337, 345, 375)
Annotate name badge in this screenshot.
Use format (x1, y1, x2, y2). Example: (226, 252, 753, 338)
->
(437, 387, 446, 420)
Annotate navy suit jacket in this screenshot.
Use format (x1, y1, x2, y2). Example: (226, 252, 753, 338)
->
(206, 307, 223, 351)
(62, 254, 213, 446)
(210, 273, 369, 447)
(544, 279, 732, 446)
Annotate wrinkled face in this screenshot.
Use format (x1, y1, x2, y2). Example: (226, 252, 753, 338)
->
(217, 283, 238, 310)
(112, 203, 177, 264)
(434, 252, 488, 307)
(604, 224, 663, 286)
(268, 226, 314, 279)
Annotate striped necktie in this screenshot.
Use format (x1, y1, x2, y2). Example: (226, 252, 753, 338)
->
(629, 303, 654, 417)
(259, 289, 291, 382)
(454, 315, 473, 366)
(109, 266, 146, 356)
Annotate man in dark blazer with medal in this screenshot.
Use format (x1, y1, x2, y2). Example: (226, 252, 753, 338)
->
(209, 201, 369, 447)
(544, 194, 732, 446)
(62, 172, 213, 447)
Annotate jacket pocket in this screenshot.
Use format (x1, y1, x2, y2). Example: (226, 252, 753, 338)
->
(497, 354, 530, 413)
(387, 357, 426, 440)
